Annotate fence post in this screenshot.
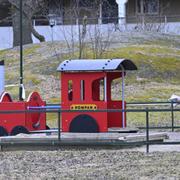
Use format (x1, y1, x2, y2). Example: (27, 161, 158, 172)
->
(171, 102, 174, 132)
(58, 111, 61, 141)
(146, 108, 149, 153)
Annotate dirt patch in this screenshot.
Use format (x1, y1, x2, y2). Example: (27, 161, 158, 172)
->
(1, 131, 179, 179)
(0, 150, 179, 179)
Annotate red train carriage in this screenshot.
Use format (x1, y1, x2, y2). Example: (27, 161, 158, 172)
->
(0, 60, 47, 136)
(0, 91, 46, 136)
(57, 59, 137, 133)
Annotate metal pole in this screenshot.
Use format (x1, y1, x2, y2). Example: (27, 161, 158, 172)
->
(19, 0, 23, 101)
(122, 70, 125, 128)
(51, 27, 54, 42)
(171, 102, 174, 132)
(146, 108, 149, 153)
(58, 111, 61, 141)
(98, 0, 102, 24)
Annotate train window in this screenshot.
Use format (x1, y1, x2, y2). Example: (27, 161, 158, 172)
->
(68, 80, 73, 101)
(92, 78, 104, 101)
(111, 78, 121, 101)
(100, 79, 104, 101)
(92, 79, 100, 101)
(80, 80, 85, 101)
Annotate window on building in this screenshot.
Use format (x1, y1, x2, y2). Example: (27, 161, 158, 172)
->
(136, 0, 159, 14)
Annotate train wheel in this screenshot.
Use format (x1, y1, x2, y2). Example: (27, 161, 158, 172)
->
(69, 114, 99, 133)
(0, 126, 8, 136)
(46, 125, 50, 130)
(10, 126, 29, 136)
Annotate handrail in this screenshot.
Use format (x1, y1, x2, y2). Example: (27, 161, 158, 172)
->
(127, 101, 177, 105)
(0, 108, 179, 113)
(0, 104, 179, 153)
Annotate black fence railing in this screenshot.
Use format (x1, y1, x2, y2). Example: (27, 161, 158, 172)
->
(0, 104, 179, 153)
(126, 101, 180, 132)
(1, 15, 180, 27)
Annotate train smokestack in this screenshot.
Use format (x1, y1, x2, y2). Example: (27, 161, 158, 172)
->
(0, 60, 4, 94)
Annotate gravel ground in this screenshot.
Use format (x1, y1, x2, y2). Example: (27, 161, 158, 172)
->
(0, 150, 179, 179)
(1, 131, 180, 180)
(0, 131, 179, 179)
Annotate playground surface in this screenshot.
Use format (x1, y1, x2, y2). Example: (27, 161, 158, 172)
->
(0, 148, 179, 179)
(0, 131, 179, 179)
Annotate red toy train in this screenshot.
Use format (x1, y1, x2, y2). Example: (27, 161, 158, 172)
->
(0, 91, 46, 136)
(0, 59, 137, 136)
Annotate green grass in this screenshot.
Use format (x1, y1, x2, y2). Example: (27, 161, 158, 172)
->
(127, 111, 180, 128)
(64, 44, 180, 83)
(5, 86, 19, 99)
(1, 38, 180, 128)
(23, 44, 40, 56)
(46, 113, 59, 128)
(0, 49, 7, 56)
(24, 73, 41, 85)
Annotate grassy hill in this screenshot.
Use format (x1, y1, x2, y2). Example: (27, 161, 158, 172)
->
(0, 32, 179, 103)
(0, 32, 180, 127)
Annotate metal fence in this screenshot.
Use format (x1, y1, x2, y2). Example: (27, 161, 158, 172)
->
(0, 103, 179, 153)
(126, 101, 180, 131)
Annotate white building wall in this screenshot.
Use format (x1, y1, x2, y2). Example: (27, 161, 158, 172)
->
(0, 27, 13, 49)
(0, 24, 114, 49)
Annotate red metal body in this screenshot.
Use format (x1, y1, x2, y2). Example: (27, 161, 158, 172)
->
(0, 91, 46, 134)
(61, 71, 126, 132)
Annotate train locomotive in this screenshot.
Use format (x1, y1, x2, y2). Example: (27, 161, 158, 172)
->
(0, 59, 137, 136)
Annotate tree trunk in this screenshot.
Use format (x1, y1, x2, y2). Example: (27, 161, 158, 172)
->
(12, 6, 33, 47)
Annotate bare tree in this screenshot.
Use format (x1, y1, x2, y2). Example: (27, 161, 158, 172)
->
(70, 0, 99, 59)
(88, 23, 113, 59)
(75, 0, 115, 58)
(51, 0, 116, 59)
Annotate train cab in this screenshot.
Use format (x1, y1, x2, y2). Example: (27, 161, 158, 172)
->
(57, 59, 137, 133)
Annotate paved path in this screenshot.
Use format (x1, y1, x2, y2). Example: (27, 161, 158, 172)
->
(130, 132, 180, 152)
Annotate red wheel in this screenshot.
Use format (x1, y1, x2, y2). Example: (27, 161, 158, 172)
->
(46, 125, 50, 130)
(0, 126, 8, 136)
(69, 114, 99, 133)
(27, 92, 45, 129)
(11, 126, 29, 136)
